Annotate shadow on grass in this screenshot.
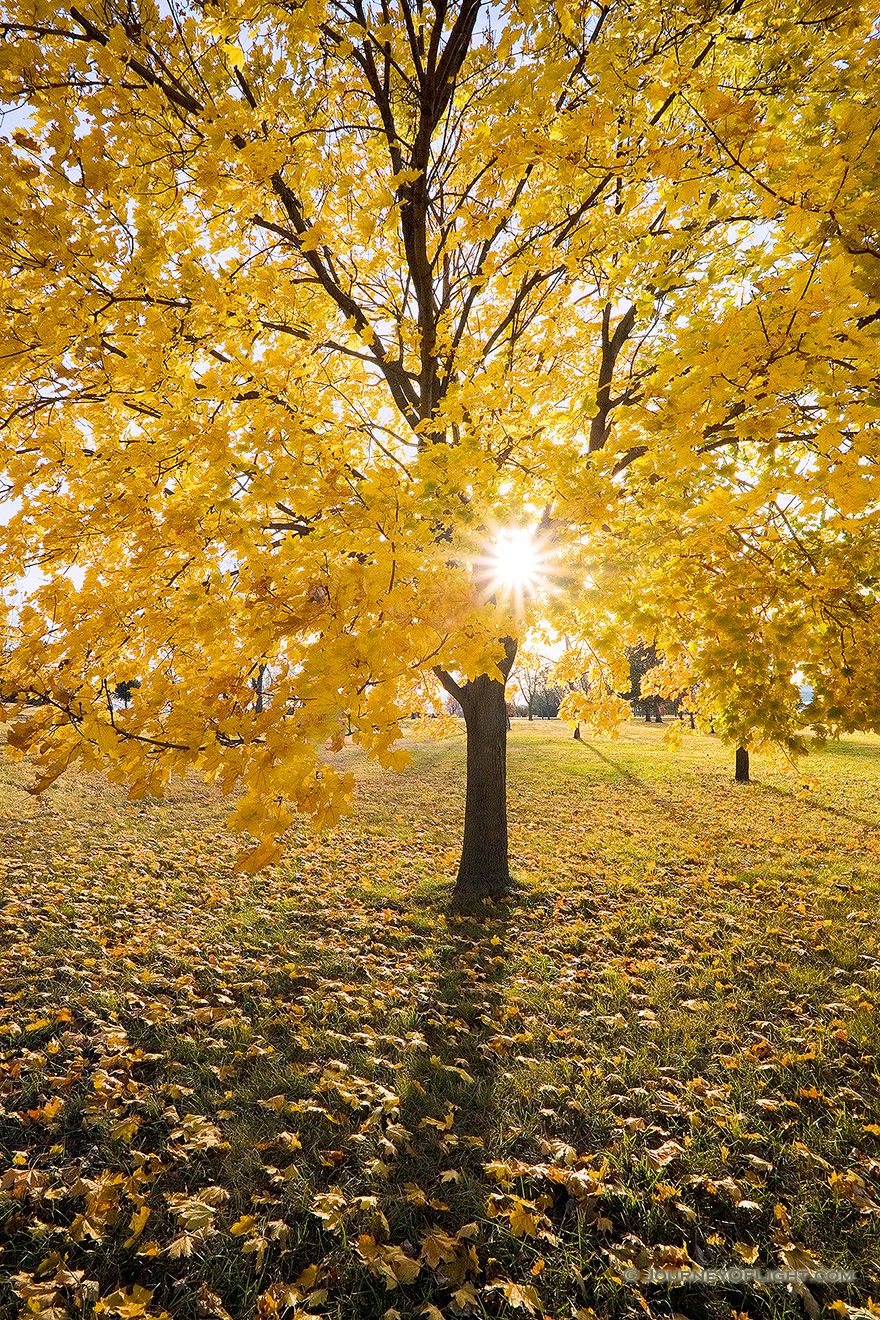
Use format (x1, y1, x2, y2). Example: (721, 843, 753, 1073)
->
(383, 896, 512, 1302)
(756, 779, 880, 831)
(821, 738, 880, 760)
(578, 739, 652, 788)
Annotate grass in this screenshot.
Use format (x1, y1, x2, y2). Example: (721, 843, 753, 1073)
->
(1, 719, 879, 1320)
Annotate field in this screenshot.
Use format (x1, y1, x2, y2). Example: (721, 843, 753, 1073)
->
(1, 720, 879, 1320)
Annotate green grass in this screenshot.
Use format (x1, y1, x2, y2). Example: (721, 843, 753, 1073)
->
(1, 719, 879, 1320)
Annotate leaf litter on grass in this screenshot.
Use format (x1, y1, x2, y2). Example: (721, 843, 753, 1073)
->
(0, 722, 879, 1320)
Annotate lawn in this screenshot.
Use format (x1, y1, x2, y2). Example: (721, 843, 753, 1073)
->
(1, 720, 879, 1320)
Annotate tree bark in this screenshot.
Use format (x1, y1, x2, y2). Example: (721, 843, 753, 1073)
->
(735, 746, 750, 782)
(435, 638, 517, 899)
(456, 670, 512, 897)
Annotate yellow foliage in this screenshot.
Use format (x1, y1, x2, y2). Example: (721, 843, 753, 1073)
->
(0, 0, 878, 878)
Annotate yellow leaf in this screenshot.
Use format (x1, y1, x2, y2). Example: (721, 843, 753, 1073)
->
(452, 1283, 479, 1310)
(420, 1228, 459, 1268)
(311, 1191, 347, 1230)
(94, 1285, 155, 1317)
(167, 1232, 195, 1258)
(508, 1198, 540, 1238)
(229, 1214, 258, 1237)
(295, 1264, 321, 1290)
(124, 1205, 151, 1247)
(491, 1279, 540, 1313)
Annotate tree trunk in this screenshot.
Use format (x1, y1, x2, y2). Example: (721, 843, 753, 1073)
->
(573, 724, 581, 740)
(455, 671, 512, 897)
(735, 746, 750, 782)
(435, 639, 517, 900)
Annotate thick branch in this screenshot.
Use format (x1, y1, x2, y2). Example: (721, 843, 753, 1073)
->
(589, 303, 638, 452)
(433, 665, 465, 702)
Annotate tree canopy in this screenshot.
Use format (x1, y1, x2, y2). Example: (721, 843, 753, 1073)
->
(1, 0, 878, 886)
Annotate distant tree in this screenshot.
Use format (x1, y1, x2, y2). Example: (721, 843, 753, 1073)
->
(641, 656, 753, 781)
(624, 644, 663, 723)
(564, 670, 592, 740)
(531, 684, 562, 720)
(511, 652, 550, 723)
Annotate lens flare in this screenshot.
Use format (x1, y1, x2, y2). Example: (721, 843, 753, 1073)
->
(490, 529, 542, 591)
(475, 526, 551, 610)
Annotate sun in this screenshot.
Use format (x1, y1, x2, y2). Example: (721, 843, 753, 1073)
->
(491, 529, 542, 590)
(477, 527, 549, 607)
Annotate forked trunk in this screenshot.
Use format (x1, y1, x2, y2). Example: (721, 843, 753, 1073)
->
(735, 746, 750, 782)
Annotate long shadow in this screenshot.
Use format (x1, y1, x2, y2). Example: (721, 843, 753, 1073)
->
(574, 740, 781, 860)
(757, 779, 880, 831)
(581, 737, 880, 829)
(822, 739, 880, 760)
(578, 739, 652, 789)
(389, 894, 513, 1300)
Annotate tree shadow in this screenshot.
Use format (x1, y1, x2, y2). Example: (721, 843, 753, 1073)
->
(577, 739, 651, 789)
(389, 895, 513, 1293)
(576, 740, 880, 875)
(756, 779, 880, 830)
(821, 739, 880, 760)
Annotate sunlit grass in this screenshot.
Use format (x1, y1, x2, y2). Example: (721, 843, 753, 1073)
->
(0, 721, 879, 1319)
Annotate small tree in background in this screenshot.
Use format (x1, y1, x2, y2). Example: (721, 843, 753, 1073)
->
(624, 644, 663, 723)
(510, 652, 550, 723)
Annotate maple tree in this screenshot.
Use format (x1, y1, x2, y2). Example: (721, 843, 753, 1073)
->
(1, 0, 878, 895)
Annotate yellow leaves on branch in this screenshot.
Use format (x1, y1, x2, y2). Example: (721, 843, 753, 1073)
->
(640, 657, 696, 703)
(1, 0, 879, 866)
(557, 689, 632, 739)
